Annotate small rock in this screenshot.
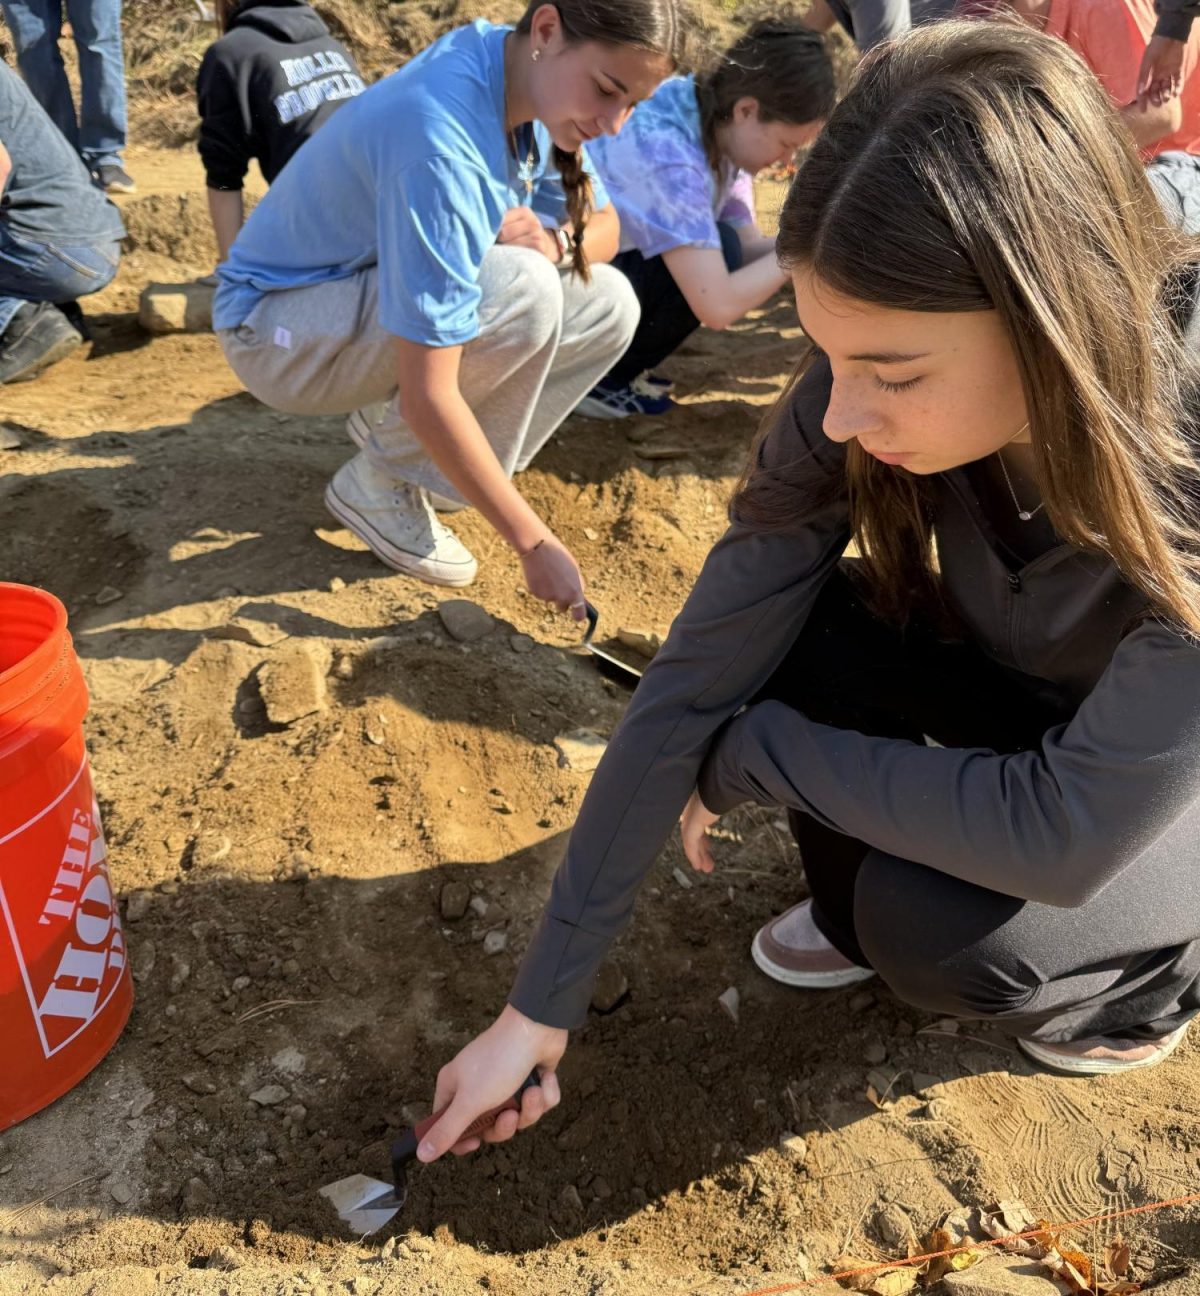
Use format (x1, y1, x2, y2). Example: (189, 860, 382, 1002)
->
(206, 1245, 245, 1270)
(591, 1176, 613, 1200)
(942, 1256, 1064, 1296)
(332, 653, 354, 681)
(439, 881, 471, 921)
(129, 1091, 154, 1118)
(181, 1176, 215, 1213)
(260, 641, 331, 725)
(553, 729, 607, 772)
(779, 1132, 808, 1163)
(107, 1177, 134, 1204)
(272, 1046, 307, 1076)
(169, 954, 191, 994)
(232, 975, 250, 992)
(583, 527, 599, 541)
(184, 1073, 217, 1095)
(139, 281, 215, 334)
(671, 867, 693, 890)
(560, 1184, 584, 1213)
(192, 831, 232, 870)
(911, 1072, 945, 1098)
(717, 986, 740, 1025)
(874, 1202, 912, 1246)
(124, 891, 151, 923)
(94, 586, 123, 606)
(864, 1040, 888, 1066)
(848, 990, 875, 1014)
(590, 960, 628, 1014)
(483, 929, 508, 956)
(0, 425, 21, 451)
(212, 616, 288, 648)
(925, 1098, 955, 1121)
(468, 895, 489, 918)
(510, 633, 535, 653)
(380, 1236, 398, 1261)
(328, 576, 346, 592)
(615, 627, 662, 660)
(249, 1083, 290, 1106)
(437, 599, 495, 642)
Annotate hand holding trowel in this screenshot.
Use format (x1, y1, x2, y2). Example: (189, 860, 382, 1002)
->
(320, 1070, 543, 1235)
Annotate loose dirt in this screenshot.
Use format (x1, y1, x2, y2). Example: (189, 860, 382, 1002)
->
(1, 39, 1199, 1296)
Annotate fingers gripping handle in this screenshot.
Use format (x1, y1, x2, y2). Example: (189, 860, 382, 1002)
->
(391, 1070, 541, 1178)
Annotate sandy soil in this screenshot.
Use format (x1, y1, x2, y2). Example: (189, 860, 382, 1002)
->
(1, 142, 1199, 1296)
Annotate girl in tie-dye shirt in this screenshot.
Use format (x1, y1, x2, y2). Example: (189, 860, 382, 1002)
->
(578, 20, 835, 418)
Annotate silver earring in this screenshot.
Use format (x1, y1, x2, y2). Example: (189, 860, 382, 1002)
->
(532, 48, 541, 61)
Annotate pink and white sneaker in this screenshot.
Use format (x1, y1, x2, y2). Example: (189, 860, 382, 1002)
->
(751, 899, 877, 989)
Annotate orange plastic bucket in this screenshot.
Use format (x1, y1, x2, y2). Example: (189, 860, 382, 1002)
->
(0, 582, 132, 1130)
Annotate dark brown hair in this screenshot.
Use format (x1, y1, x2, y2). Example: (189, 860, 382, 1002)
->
(696, 19, 835, 172)
(735, 19, 1200, 632)
(515, 0, 688, 279)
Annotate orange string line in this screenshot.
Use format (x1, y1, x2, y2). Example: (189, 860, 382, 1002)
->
(737, 1191, 1200, 1296)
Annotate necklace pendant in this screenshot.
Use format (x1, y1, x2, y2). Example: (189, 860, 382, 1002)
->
(1018, 509, 1034, 522)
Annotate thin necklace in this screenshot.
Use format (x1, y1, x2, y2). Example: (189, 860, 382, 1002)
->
(509, 124, 536, 195)
(996, 452, 1043, 522)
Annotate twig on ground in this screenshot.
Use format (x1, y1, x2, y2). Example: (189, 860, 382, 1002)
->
(914, 1026, 1017, 1055)
(806, 1152, 947, 1187)
(234, 997, 325, 1024)
(2, 1172, 107, 1227)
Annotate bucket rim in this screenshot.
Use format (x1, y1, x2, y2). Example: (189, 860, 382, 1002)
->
(0, 582, 69, 690)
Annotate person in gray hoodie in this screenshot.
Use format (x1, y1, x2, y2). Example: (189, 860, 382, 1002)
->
(408, 20, 1200, 1165)
(196, 0, 365, 266)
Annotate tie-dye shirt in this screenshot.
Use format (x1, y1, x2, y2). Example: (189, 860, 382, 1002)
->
(588, 75, 756, 259)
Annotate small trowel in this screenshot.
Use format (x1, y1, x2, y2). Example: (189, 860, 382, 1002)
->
(320, 1071, 541, 1235)
(581, 602, 644, 689)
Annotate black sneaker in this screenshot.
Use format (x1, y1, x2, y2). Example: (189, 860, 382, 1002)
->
(56, 299, 92, 341)
(94, 164, 136, 194)
(0, 302, 84, 384)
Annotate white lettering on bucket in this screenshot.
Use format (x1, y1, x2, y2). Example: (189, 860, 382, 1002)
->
(1, 795, 129, 1057)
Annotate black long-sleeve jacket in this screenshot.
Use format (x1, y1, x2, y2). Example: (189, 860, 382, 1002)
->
(508, 359, 1200, 1029)
(1155, 0, 1199, 41)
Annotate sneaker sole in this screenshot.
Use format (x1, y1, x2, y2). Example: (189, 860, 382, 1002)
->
(574, 395, 630, 420)
(345, 411, 466, 513)
(323, 481, 477, 588)
(104, 181, 137, 195)
(750, 927, 877, 989)
(1017, 1023, 1189, 1076)
(4, 329, 83, 383)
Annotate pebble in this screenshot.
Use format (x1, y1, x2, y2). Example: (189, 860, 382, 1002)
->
(129, 1092, 154, 1118)
(249, 1083, 290, 1106)
(874, 1202, 912, 1246)
(553, 729, 608, 772)
(107, 1177, 134, 1204)
(672, 867, 693, 890)
(911, 1071, 944, 1098)
(437, 599, 495, 642)
(590, 960, 628, 1014)
(483, 929, 508, 956)
(94, 586, 123, 606)
(168, 954, 191, 994)
(717, 986, 740, 1025)
(332, 653, 354, 681)
(510, 633, 535, 654)
(864, 1040, 888, 1066)
(779, 1132, 808, 1163)
(206, 1245, 244, 1271)
(328, 576, 346, 592)
(468, 895, 489, 918)
(591, 1176, 613, 1200)
(583, 527, 599, 541)
(0, 425, 21, 451)
(124, 891, 151, 923)
(259, 641, 330, 725)
(439, 881, 471, 921)
(272, 1046, 307, 1076)
(181, 1176, 215, 1212)
(184, 1073, 217, 1095)
(848, 990, 875, 1013)
(560, 1184, 584, 1213)
(212, 616, 288, 648)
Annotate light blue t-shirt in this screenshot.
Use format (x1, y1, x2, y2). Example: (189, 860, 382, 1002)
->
(587, 75, 755, 260)
(213, 20, 610, 345)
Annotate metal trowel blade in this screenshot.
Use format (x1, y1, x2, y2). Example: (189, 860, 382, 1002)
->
(319, 1173, 404, 1235)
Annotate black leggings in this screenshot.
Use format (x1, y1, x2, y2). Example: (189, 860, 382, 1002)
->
(756, 566, 1200, 1043)
(603, 220, 745, 387)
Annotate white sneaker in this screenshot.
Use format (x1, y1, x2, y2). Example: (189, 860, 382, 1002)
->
(324, 454, 477, 587)
(751, 899, 877, 989)
(345, 405, 466, 513)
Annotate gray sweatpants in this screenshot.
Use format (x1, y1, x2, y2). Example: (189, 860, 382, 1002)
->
(217, 245, 639, 502)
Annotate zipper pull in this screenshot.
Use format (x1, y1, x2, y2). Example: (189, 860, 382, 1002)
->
(1007, 573, 1022, 593)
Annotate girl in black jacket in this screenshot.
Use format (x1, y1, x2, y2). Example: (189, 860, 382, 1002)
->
(196, 0, 365, 265)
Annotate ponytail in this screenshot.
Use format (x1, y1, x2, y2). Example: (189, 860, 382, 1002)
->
(553, 145, 594, 281)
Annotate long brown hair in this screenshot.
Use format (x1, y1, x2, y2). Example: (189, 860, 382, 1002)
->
(695, 19, 835, 173)
(735, 19, 1200, 632)
(515, 0, 688, 280)
(215, 0, 242, 35)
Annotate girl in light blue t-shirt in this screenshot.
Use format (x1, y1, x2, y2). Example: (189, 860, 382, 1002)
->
(215, 0, 685, 613)
(579, 21, 835, 418)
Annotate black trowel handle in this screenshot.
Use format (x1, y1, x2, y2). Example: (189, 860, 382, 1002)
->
(391, 1069, 541, 1175)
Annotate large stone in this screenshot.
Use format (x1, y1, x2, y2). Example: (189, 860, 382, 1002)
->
(553, 729, 607, 772)
(942, 1257, 1063, 1296)
(139, 281, 215, 334)
(437, 599, 495, 642)
(259, 641, 330, 725)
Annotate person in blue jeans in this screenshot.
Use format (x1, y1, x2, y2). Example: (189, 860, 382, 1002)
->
(579, 21, 835, 418)
(0, 0, 133, 192)
(0, 59, 123, 382)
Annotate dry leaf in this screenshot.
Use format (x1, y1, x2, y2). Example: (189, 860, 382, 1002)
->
(1103, 1281, 1142, 1294)
(949, 1250, 984, 1272)
(920, 1228, 956, 1285)
(833, 1256, 879, 1290)
(1107, 1240, 1132, 1278)
(870, 1269, 918, 1296)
